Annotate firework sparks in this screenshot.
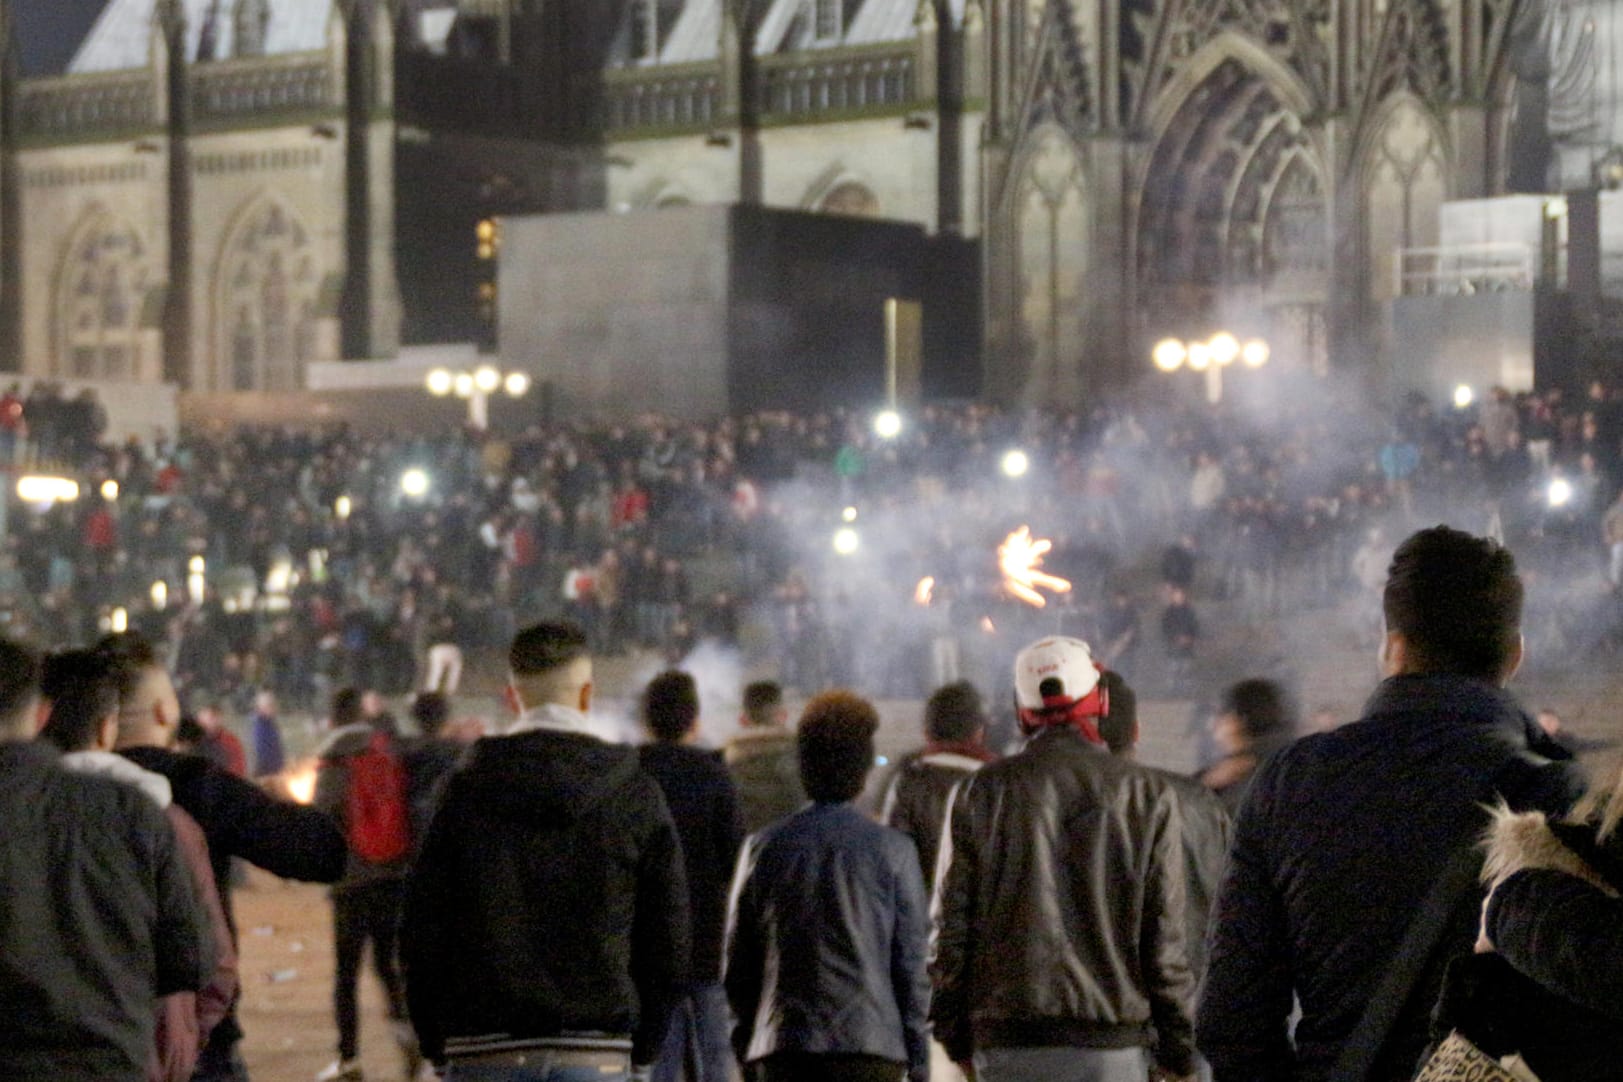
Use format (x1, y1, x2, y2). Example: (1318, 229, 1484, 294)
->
(915, 576, 935, 606)
(998, 526, 1073, 608)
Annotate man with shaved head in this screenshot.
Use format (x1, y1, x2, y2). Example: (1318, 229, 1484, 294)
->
(103, 631, 347, 1082)
(404, 621, 690, 1082)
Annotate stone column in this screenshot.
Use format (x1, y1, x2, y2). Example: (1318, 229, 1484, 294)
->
(338, 0, 402, 361)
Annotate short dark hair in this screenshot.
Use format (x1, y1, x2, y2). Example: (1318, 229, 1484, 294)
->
(1383, 526, 1523, 681)
(924, 681, 984, 743)
(797, 691, 879, 803)
(1095, 670, 1137, 755)
(92, 631, 159, 705)
(510, 622, 589, 677)
(331, 687, 364, 728)
(0, 636, 42, 734)
(1221, 679, 1291, 741)
(643, 671, 700, 743)
(742, 681, 783, 727)
(38, 650, 119, 753)
(412, 692, 451, 736)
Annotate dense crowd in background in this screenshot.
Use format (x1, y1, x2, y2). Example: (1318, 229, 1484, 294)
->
(6, 372, 1623, 712)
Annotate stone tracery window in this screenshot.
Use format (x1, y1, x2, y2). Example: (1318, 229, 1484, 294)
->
(218, 200, 319, 391)
(58, 212, 147, 380)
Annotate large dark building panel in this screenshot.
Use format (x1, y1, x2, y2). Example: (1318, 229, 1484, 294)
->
(498, 205, 980, 419)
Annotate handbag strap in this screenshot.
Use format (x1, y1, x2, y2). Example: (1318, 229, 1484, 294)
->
(1331, 840, 1484, 1080)
(1332, 739, 1547, 1081)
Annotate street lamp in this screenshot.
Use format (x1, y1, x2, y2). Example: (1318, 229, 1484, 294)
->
(425, 364, 532, 430)
(874, 409, 903, 440)
(1001, 449, 1031, 478)
(400, 468, 432, 500)
(1150, 332, 1270, 403)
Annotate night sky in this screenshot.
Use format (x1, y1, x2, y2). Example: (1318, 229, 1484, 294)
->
(12, 0, 109, 77)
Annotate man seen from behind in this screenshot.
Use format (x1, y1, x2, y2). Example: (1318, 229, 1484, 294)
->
(1197, 526, 1586, 1081)
(404, 621, 690, 1081)
(932, 637, 1195, 1082)
(0, 636, 213, 1081)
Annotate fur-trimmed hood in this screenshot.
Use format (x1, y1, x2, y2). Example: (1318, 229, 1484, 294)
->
(1481, 805, 1623, 898)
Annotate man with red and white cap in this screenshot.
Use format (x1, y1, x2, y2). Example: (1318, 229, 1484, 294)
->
(931, 636, 1196, 1082)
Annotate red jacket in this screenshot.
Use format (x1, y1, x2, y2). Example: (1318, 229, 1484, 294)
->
(152, 806, 239, 1082)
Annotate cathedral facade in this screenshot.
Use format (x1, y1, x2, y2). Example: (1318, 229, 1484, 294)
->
(0, 0, 1539, 404)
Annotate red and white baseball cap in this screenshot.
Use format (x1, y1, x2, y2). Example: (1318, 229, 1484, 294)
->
(1014, 636, 1102, 711)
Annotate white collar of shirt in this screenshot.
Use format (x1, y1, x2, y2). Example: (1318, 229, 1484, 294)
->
(505, 701, 597, 738)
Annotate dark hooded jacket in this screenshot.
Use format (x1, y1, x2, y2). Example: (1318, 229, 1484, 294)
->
(402, 728, 690, 1066)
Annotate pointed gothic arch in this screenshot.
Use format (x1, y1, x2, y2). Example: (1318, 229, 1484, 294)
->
(1359, 93, 1450, 305)
(211, 195, 321, 391)
(1011, 123, 1088, 405)
(1134, 44, 1329, 367)
(53, 206, 150, 381)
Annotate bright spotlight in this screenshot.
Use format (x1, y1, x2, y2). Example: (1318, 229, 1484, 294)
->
(842, 506, 859, 523)
(188, 555, 206, 575)
(100, 479, 120, 501)
(400, 468, 431, 499)
(474, 365, 501, 393)
(335, 495, 353, 521)
(504, 371, 532, 397)
(833, 527, 861, 555)
(1001, 449, 1031, 478)
(1209, 332, 1240, 366)
(1548, 477, 1573, 509)
(17, 475, 80, 504)
(1186, 343, 1213, 371)
(1152, 338, 1188, 372)
(453, 373, 475, 399)
(1453, 384, 1475, 410)
(874, 409, 903, 439)
(150, 581, 168, 611)
(425, 368, 454, 396)
(1241, 339, 1271, 368)
(110, 607, 128, 634)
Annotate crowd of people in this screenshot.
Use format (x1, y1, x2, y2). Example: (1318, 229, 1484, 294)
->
(7, 374, 1623, 712)
(4, 524, 1622, 1082)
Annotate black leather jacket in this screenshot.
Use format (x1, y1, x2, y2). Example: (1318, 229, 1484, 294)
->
(931, 726, 1195, 1075)
(879, 744, 993, 891)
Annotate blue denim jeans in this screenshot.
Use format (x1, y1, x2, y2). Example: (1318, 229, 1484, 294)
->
(652, 983, 733, 1082)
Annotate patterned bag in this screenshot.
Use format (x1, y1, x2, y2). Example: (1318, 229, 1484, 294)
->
(1413, 1032, 1541, 1082)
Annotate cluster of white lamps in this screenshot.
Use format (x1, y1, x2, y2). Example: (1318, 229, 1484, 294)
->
(1152, 332, 1271, 373)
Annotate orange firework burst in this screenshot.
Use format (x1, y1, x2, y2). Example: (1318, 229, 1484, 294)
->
(998, 526, 1073, 608)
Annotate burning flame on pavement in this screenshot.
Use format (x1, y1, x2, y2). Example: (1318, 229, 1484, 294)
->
(998, 526, 1073, 608)
(285, 760, 318, 805)
(915, 576, 935, 606)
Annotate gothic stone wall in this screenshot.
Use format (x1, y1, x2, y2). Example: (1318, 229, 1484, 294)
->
(17, 140, 169, 384)
(187, 125, 349, 393)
